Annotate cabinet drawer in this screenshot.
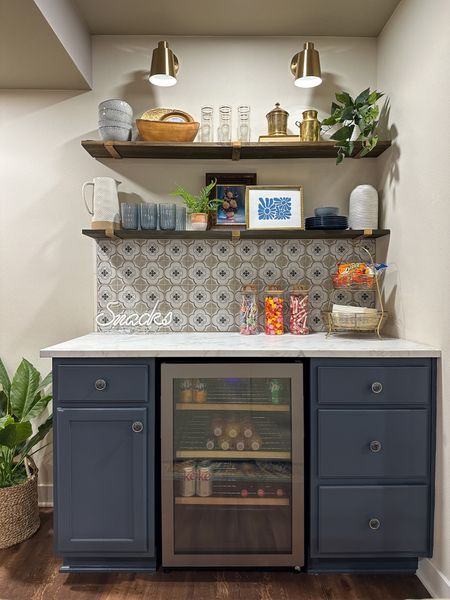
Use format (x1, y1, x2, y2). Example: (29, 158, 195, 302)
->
(318, 409, 429, 479)
(57, 364, 149, 403)
(317, 365, 430, 405)
(318, 485, 430, 555)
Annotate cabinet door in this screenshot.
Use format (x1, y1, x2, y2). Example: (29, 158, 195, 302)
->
(55, 407, 149, 553)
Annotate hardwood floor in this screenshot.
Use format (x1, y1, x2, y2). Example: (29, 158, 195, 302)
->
(0, 510, 430, 600)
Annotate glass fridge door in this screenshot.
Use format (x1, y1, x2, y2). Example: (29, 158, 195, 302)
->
(161, 363, 303, 567)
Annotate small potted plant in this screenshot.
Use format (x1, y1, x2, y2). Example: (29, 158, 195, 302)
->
(170, 179, 219, 230)
(321, 88, 384, 164)
(0, 358, 53, 548)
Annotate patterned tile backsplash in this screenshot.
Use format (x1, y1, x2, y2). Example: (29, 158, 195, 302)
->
(96, 238, 376, 333)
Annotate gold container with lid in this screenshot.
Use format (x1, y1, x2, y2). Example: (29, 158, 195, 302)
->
(266, 102, 289, 137)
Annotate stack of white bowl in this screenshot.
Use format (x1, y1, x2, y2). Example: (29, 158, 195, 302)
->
(98, 99, 133, 141)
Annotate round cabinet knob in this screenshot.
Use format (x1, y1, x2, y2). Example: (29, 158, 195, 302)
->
(369, 518, 381, 530)
(369, 440, 382, 453)
(371, 381, 383, 394)
(94, 378, 107, 391)
(132, 421, 144, 433)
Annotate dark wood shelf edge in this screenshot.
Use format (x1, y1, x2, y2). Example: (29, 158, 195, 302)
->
(82, 229, 391, 240)
(81, 140, 392, 160)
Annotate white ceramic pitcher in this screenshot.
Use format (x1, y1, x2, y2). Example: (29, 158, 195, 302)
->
(82, 177, 121, 233)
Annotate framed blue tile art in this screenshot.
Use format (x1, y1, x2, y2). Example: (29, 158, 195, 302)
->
(245, 185, 304, 230)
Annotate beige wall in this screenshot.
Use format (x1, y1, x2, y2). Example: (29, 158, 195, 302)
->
(377, 0, 450, 594)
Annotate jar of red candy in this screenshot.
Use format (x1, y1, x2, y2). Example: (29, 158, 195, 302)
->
(289, 285, 309, 335)
(264, 288, 284, 335)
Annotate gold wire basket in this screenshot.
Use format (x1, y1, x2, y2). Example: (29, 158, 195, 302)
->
(323, 248, 387, 338)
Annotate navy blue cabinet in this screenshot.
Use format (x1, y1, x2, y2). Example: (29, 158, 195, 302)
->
(53, 359, 156, 572)
(308, 358, 436, 573)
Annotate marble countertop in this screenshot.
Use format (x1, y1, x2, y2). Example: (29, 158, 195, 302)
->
(40, 332, 440, 358)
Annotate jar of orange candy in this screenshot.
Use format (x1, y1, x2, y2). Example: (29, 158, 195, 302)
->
(289, 285, 309, 335)
(264, 287, 284, 335)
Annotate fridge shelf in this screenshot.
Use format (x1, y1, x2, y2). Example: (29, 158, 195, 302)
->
(175, 497, 289, 506)
(176, 450, 291, 460)
(175, 402, 289, 412)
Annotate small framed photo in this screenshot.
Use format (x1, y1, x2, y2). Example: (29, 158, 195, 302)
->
(246, 185, 304, 230)
(206, 173, 257, 227)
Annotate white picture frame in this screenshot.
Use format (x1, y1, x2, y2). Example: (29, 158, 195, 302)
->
(245, 186, 304, 230)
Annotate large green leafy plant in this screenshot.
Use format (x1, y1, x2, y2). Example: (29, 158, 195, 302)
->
(322, 88, 384, 164)
(0, 358, 53, 488)
(170, 179, 219, 213)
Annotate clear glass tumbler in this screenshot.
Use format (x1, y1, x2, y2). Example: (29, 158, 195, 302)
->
(237, 105, 251, 142)
(218, 105, 232, 142)
(140, 203, 157, 230)
(159, 203, 176, 230)
(200, 106, 214, 142)
(120, 203, 139, 229)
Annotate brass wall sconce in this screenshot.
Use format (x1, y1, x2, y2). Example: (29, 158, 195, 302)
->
(149, 41, 179, 87)
(290, 42, 322, 88)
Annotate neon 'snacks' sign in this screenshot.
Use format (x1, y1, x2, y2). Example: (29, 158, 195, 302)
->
(96, 302, 173, 331)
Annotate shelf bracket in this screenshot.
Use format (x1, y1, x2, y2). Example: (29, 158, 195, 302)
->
(363, 228, 373, 237)
(231, 141, 241, 161)
(104, 141, 122, 159)
(231, 230, 241, 240)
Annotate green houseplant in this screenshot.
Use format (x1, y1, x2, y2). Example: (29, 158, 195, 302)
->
(170, 179, 218, 230)
(321, 88, 384, 164)
(0, 358, 53, 548)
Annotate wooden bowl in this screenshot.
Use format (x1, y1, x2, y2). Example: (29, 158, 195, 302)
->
(136, 119, 199, 142)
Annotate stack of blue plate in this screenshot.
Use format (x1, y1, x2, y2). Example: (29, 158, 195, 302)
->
(305, 215, 348, 230)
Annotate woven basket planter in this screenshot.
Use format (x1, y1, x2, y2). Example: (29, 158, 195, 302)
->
(0, 457, 40, 549)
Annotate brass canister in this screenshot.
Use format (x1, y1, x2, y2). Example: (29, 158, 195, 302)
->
(297, 110, 321, 142)
(266, 102, 289, 136)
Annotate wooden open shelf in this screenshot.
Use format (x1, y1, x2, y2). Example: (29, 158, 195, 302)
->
(81, 139, 391, 160)
(176, 450, 291, 460)
(175, 496, 289, 506)
(175, 402, 289, 412)
(82, 228, 390, 241)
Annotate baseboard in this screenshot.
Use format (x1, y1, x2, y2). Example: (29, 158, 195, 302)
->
(38, 483, 53, 507)
(417, 558, 450, 599)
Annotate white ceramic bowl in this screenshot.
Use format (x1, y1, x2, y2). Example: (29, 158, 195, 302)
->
(98, 99, 133, 118)
(98, 125, 132, 141)
(98, 108, 132, 124)
(98, 119, 132, 128)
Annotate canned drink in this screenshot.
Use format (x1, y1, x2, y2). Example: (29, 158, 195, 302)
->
(196, 464, 213, 497)
(180, 462, 196, 497)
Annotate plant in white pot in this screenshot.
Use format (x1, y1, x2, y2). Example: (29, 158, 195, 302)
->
(170, 179, 218, 231)
(321, 88, 384, 164)
(0, 358, 53, 548)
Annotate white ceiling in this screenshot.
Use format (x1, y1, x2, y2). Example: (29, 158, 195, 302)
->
(73, 0, 401, 37)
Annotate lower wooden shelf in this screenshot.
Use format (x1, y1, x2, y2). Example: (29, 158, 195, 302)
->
(175, 402, 289, 412)
(176, 450, 291, 460)
(175, 496, 289, 506)
(82, 228, 390, 241)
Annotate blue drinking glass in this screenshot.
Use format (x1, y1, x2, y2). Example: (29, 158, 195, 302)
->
(159, 203, 176, 230)
(120, 203, 139, 229)
(140, 203, 158, 230)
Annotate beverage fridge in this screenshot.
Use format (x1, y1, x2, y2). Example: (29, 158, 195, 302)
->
(161, 363, 304, 567)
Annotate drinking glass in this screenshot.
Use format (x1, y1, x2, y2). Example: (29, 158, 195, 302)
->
(176, 205, 187, 230)
(237, 105, 251, 142)
(140, 203, 157, 230)
(218, 105, 232, 142)
(200, 106, 214, 142)
(120, 203, 139, 229)
(159, 203, 176, 230)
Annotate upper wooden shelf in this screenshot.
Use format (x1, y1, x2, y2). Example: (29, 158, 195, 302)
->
(81, 140, 391, 161)
(82, 228, 390, 241)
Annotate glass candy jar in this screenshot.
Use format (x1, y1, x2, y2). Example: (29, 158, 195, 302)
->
(239, 284, 258, 335)
(264, 287, 284, 335)
(289, 285, 309, 335)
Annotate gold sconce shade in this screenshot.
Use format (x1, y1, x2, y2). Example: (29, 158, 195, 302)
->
(290, 42, 322, 88)
(149, 41, 179, 87)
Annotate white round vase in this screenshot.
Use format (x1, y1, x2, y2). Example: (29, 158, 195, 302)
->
(349, 184, 379, 229)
